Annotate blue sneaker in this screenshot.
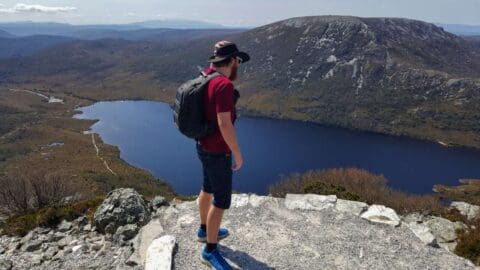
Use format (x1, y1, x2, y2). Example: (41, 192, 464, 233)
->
(197, 227, 229, 243)
(201, 246, 233, 270)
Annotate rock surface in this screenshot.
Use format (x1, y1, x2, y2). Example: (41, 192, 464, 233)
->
(155, 194, 475, 269)
(0, 191, 477, 269)
(360, 204, 401, 227)
(94, 188, 151, 234)
(450, 201, 480, 220)
(144, 235, 176, 270)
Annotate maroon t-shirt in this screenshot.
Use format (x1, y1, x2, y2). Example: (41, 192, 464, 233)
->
(198, 67, 235, 153)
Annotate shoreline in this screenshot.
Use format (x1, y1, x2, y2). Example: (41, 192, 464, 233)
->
(75, 97, 480, 152)
(72, 98, 480, 197)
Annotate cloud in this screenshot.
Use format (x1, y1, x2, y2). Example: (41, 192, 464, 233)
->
(0, 3, 77, 13)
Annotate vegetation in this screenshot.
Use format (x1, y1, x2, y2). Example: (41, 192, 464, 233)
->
(0, 89, 175, 225)
(455, 217, 480, 265)
(0, 196, 104, 236)
(269, 168, 444, 215)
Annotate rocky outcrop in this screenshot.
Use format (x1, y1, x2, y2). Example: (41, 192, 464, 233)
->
(94, 188, 151, 235)
(450, 201, 480, 220)
(0, 190, 477, 269)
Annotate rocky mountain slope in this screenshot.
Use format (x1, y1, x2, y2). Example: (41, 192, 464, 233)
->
(0, 188, 478, 269)
(1, 16, 480, 148)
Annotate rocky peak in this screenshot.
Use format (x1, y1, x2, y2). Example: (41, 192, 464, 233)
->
(2, 188, 477, 269)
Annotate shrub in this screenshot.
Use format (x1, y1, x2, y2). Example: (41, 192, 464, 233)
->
(0, 170, 87, 214)
(0, 195, 104, 236)
(269, 168, 443, 215)
(455, 216, 480, 265)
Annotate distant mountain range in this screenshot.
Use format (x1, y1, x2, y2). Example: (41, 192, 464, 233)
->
(437, 24, 480, 36)
(0, 27, 243, 58)
(0, 29, 14, 38)
(0, 19, 231, 37)
(1, 16, 480, 148)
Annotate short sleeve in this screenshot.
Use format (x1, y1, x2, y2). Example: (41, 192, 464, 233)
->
(214, 79, 234, 113)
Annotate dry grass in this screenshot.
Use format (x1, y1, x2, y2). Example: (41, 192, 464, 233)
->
(455, 215, 480, 265)
(269, 168, 444, 215)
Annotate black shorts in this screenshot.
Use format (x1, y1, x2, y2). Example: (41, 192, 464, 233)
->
(196, 142, 232, 209)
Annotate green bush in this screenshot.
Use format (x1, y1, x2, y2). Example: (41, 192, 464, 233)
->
(302, 181, 360, 201)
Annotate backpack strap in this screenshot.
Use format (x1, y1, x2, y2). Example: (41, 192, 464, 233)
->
(201, 70, 223, 80)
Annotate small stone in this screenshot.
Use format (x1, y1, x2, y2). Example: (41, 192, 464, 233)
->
(44, 246, 58, 258)
(402, 212, 425, 224)
(115, 224, 139, 242)
(57, 220, 73, 232)
(424, 216, 466, 243)
(91, 242, 103, 251)
(52, 250, 65, 261)
(31, 254, 43, 265)
(407, 222, 438, 247)
(84, 224, 92, 231)
(35, 227, 51, 234)
(450, 201, 480, 220)
(20, 230, 37, 244)
(57, 235, 73, 248)
(360, 204, 401, 227)
(335, 199, 369, 216)
(0, 246, 5, 254)
(150, 196, 168, 210)
(21, 239, 43, 252)
(145, 235, 176, 270)
(72, 244, 83, 252)
(75, 216, 89, 227)
(0, 258, 13, 270)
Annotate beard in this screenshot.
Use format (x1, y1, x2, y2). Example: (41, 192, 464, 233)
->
(229, 63, 238, 81)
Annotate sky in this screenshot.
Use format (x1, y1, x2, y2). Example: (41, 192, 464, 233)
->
(0, 0, 479, 26)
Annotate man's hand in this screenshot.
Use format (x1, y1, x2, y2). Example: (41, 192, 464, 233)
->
(217, 111, 243, 171)
(232, 152, 243, 171)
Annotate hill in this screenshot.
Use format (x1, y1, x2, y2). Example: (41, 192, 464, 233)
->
(464, 36, 480, 49)
(0, 19, 229, 37)
(0, 35, 75, 59)
(1, 16, 480, 148)
(0, 29, 14, 38)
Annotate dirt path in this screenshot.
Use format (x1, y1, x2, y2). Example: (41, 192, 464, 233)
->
(91, 133, 117, 176)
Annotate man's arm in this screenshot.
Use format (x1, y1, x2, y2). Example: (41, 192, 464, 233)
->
(217, 111, 243, 170)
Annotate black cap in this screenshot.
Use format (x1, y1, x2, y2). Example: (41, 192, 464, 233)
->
(208, 42, 250, 63)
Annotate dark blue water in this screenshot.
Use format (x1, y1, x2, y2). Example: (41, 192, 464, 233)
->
(73, 100, 480, 196)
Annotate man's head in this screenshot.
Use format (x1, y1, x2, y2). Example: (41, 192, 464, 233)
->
(208, 41, 249, 81)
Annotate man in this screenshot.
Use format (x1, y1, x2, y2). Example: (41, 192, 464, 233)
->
(196, 41, 249, 269)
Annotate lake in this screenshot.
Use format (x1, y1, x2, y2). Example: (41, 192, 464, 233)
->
(73, 100, 480, 196)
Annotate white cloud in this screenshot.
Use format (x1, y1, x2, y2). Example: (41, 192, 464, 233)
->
(0, 3, 77, 14)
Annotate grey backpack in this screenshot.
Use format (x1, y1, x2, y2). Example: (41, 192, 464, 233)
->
(173, 71, 222, 140)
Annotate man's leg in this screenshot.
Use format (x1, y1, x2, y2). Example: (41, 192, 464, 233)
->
(206, 205, 224, 244)
(198, 190, 213, 225)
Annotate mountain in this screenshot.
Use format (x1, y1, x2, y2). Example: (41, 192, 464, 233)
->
(0, 19, 229, 37)
(438, 24, 480, 36)
(464, 36, 480, 49)
(55, 28, 244, 41)
(1, 16, 480, 148)
(0, 35, 75, 59)
(0, 29, 14, 38)
(128, 19, 226, 29)
(0, 28, 244, 59)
